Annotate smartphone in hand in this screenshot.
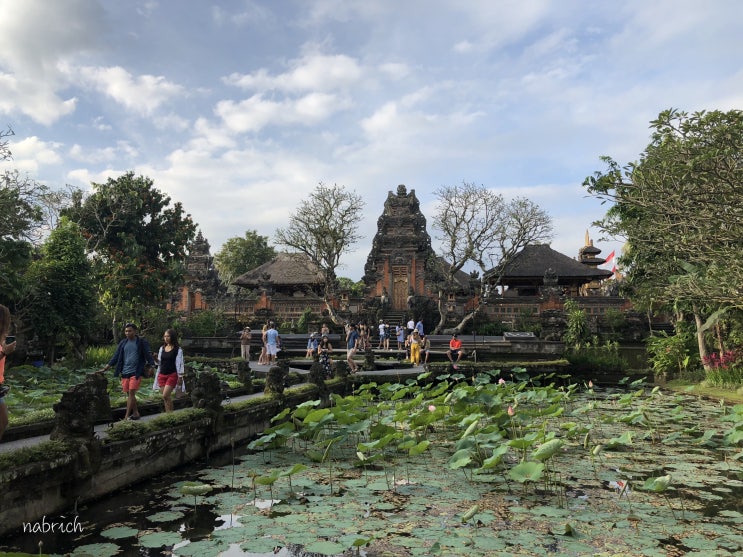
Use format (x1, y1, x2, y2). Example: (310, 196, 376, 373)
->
(5, 336, 15, 344)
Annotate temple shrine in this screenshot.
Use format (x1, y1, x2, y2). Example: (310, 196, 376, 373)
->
(172, 186, 627, 330)
(362, 184, 438, 310)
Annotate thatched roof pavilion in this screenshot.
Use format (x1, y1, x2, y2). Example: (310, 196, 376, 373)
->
(233, 252, 325, 294)
(486, 244, 613, 295)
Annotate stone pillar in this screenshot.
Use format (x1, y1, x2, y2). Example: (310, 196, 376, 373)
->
(264, 366, 286, 395)
(362, 349, 376, 371)
(234, 359, 253, 390)
(190, 370, 223, 415)
(51, 372, 111, 441)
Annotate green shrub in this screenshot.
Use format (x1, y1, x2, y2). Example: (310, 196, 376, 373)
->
(566, 342, 627, 374)
(646, 331, 696, 378)
(83, 345, 116, 368)
(8, 408, 55, 427)
(563, 300, 590, 348)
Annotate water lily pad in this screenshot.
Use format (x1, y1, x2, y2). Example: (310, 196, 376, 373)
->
(304, 540, 346, 554)
(138, 531, 182, 548)
(240, 536, 283, 552)
(174, 539, 225, 555)
(146, 510, 185, 522)
(100, 525, 138, 539)
(71, 542, 121, 557)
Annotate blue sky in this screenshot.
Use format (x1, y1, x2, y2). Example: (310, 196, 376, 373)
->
(1, 1, 741, 280)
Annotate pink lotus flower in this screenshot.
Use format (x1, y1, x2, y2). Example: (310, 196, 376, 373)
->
(428, 404, 436, 412)
(498, 378, 506, 385)
(507, 405, 515, 417)
(588, 380, 594, 389)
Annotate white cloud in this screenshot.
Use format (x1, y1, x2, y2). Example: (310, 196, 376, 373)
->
(0, 0, 105, 123)
(215, 92, 350, 134)
(225, 53, 363, 93)
(76, 65, 184, 115)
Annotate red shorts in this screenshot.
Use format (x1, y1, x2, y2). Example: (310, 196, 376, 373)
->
(120, 376, 142, 393)
(157, 373, 179, 388)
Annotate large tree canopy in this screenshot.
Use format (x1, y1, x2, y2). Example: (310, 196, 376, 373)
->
(275, 183, 364, 323)
(430, 182, 553, 332)
(584, 108, 743, 365)
(63, 171, 197, 332)
(214, 230, 276, 289)
(0, 167, 46, 307)
(27, 217, 98, 362)
(585, 109, 743, 308)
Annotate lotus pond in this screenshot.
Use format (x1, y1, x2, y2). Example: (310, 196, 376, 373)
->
(2, 370, 743, 556)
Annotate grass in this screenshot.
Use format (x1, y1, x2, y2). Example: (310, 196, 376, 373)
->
(665, 378, 743, 404)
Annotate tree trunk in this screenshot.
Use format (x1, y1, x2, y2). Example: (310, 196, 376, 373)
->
(433, 295, 447, 334)
(693, 306, 710, 371)
(323, 298, 343, 326)
(452, 309, 476, 335)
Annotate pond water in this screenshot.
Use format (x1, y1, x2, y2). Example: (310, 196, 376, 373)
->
(1, 379, 742, 556)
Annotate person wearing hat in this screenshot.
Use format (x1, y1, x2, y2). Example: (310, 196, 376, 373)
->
(447, 333, 463, 364)
(305, 332, 319, 358)
(240, 326, 252, 360)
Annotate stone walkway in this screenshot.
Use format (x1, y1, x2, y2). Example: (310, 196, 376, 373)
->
(0, 362, 425, 455)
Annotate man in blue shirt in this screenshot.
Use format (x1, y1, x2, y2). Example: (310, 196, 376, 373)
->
(265, 322, 281, 364)
(101, 323, 155, 421)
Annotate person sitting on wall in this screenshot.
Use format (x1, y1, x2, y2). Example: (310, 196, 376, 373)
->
(306, 332, 319, 358)
(447, 333, 463, 364)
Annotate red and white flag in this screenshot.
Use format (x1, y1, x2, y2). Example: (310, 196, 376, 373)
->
(603, 250, 615, 265)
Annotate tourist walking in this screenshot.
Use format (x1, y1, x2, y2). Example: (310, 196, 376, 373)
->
(100, 323, 156, 421)
(265, 322, 281, 364)
(377, 320, 386, 349)
(318, 334, 333, 378)
(258, 324, 268, 364)
(0, 304, 17, 442)
(155, 328, 185, 412)
(346, 324, 360, 373)
(240, 326, 252, 360)
(396, 324, 405, 351)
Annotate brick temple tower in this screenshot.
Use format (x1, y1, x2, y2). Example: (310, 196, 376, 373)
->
(362, 185, 437, 310)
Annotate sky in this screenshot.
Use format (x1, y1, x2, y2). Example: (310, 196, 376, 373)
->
(1, 1, 741, 281)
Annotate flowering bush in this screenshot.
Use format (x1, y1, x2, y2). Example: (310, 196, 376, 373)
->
(702, 348, 743, 388)
(702, 349, 741, 369)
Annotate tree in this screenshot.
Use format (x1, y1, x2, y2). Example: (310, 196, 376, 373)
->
(430, 182, 553, 333)
(1, 126, 13, 161)
(26, 217, 98, 363)
(214, 230, 276, 289)
(584, 108, 743, 368)
(274, 183, 364, 324)
(62, 171, 197, 335)
(0, 170, 46, 310)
